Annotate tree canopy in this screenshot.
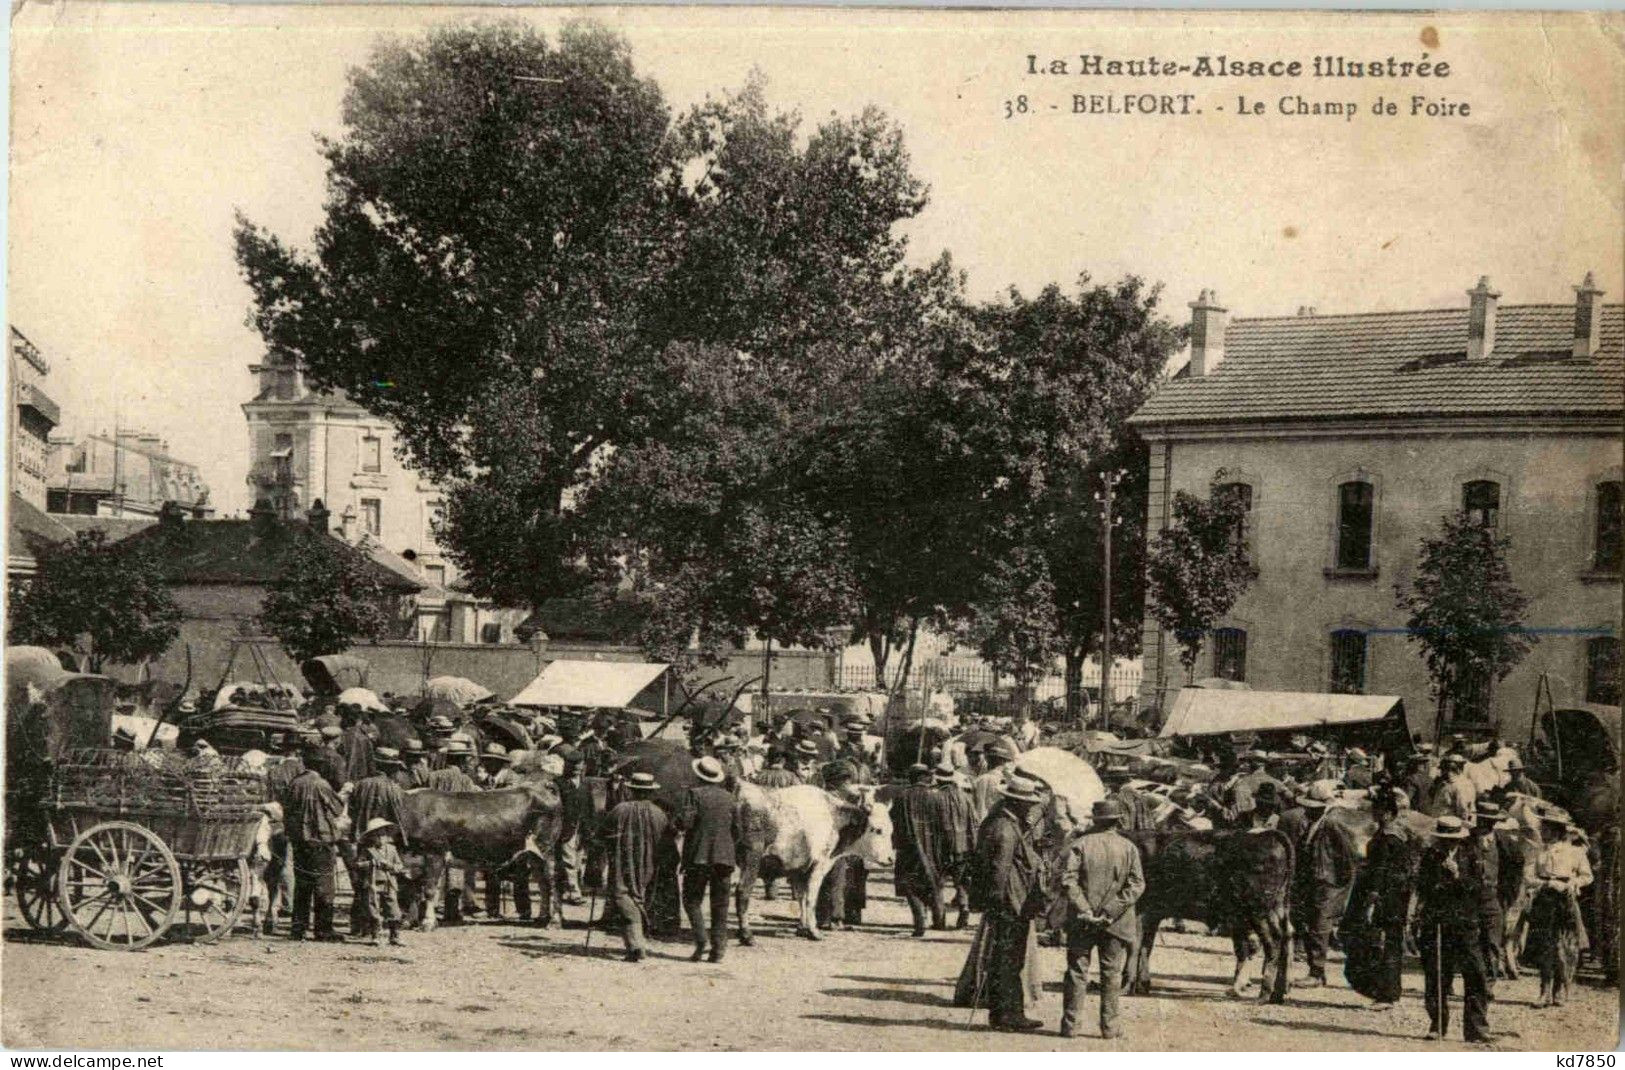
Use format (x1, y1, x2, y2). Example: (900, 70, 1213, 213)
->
(1145, 478, 1254, 677)
(8, 530, 181, 673)
(257, 530, 397, 663)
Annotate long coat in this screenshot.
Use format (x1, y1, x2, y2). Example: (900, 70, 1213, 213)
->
(1341, 821, 1416, 1002)
(282, 769, 344, 845)
(971, 805, 1040, 918)
(891, 783, 949, 894)
(602, 798, 669, 900)
(348, 774, 407, 843)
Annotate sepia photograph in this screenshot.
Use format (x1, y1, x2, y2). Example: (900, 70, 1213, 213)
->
(2, 3, 1621, 1054)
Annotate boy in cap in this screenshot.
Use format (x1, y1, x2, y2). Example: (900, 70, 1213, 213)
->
(348, 747, 409, 936)
(1059, 800, 1144, 1039)
(356, 818, 406, 947)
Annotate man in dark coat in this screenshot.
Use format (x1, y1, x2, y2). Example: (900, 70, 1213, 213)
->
(1417, 815, 1493, 1043)
(934, 762, 976, 930)
(282, 750, 346, 941)
(816, 761, 869, 930)
(1471, 803, 1506, 992)
(555, 747, 592, 907)
(1342, 788, 1415, 1007)
(675, 755, 739, 963)
(600, 772, 669, 962)
(339, 705, 376, 786)
(1059, 800, 1145, 1039)
(261, 734, 308, 934)
(397, 739, 432, 789)
(891, 763, 950, 936)
(348, 747, 409, 935)
(1295, 787, 1359, 986)
(970, 773, 1047, 1033)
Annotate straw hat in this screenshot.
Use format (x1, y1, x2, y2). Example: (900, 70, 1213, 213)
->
(1000, 774, 1045, 803)
(627, 771, 660, 792)
(1433, 815, 1469, 840)
(482, 743, 512, 764)
(362, 817, 396, 837)
(692, 756, 726, 784)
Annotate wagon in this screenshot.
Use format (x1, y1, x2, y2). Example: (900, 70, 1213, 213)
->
(6, 648, 268, 950)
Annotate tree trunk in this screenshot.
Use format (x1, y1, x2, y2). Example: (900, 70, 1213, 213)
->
(1064, 648, 1086, 724)
(893, 617, 921, 697)
(868, 629, 891, 689)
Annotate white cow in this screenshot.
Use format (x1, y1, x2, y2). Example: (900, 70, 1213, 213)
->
(733, 783, 894, 943)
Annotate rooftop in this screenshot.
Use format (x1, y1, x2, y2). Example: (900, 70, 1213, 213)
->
(117, 514, 423, 592)
(1130, 302, 1624, 428)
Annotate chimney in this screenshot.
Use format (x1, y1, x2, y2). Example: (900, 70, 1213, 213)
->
(308, 498, 331, 534)
(339, 504, 357, 542)
(158, 500, 185, 529)
(1467, 276, 1500, 360)
(1573, 271, 1604, 358)
(249, 497, 278, 536)
(1188, 290, 1228, 377)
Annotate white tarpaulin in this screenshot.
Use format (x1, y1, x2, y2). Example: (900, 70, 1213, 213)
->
(510, 660, 670, 712)
(336, 686, 390, 713)
(424, 676, 495, 708)
(1012, 746, 1106, 825)
(1159, 689, 1404, 738)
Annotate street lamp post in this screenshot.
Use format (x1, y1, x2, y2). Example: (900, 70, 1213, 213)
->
(1100, 469, 1116, 733)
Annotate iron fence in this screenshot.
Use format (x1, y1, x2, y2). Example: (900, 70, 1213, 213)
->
(834, 660, 1143, 707)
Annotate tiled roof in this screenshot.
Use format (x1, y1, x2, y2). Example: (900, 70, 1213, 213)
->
(1130, 304, 1623, 426)
(9, 494, 74, 563)
(52, 514, 157, 542)
(118, 518, 422, 592)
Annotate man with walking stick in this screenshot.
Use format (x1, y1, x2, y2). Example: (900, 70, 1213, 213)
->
(965, 773, 1048, 1033)
(1416, 814, 1494, 1043)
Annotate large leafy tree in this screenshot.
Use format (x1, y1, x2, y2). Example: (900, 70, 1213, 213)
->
(258, 531, 396, 663)
(1396, 511, 1534, 739)
(8, 530, 181, 673)
(1145, 479, 1254, 679)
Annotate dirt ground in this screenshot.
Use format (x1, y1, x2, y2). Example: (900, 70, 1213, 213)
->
(3, 874, 1619, 1052)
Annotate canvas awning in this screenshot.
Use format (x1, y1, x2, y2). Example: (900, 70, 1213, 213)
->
(1159, 689, 1405, 739)
(509, 660, 671, 713)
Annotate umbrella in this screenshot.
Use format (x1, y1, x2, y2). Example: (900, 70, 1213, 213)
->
(425, 676, 495, 708)
(336, 686, 389, 713)
(1013, 746, 1107, 825)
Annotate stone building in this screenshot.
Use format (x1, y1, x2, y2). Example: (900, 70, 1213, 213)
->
(46, 430, 212, 519)
(242, 351, 522, 644)
(1129, 276, 1622, 741)
(9, 327, 59, 510)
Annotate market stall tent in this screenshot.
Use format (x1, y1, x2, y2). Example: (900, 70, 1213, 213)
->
(1159, 688, 1409, 752)
(509, 660, 671, 716)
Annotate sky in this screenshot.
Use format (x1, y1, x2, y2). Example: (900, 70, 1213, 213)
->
(9, 5, 1623, 516)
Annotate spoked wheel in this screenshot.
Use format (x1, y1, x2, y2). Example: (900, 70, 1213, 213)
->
(14, 845, 68, 934)
(57, 821, 180, 951)
(174, 858, 250, 943)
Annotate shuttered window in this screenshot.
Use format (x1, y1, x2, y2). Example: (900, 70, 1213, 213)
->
(1463, 480, 1500, 529)
(1329, 630, 1367, 694)
(1213, 627, 1247, 682)
(1587, 637, 1621, 706)
(1217, 482, 1254, 565)
(1336, 481, 1374, 570)
(1595, 482, 1623, 573)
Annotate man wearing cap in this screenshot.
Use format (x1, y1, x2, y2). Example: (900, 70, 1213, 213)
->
(968, 773, 1048, 1032)
(1295, 782, 1358, 987)
(891, 763, 952, 936)
(1495, 754, 1541, 801)
(1425, 752, 1477, 824)
(397, 739, 432, 790)
(599, 772, 669, 962)
(282, 749, 347, 941)
(969, 740, 1016, 827)
(935, 761, 976, 930)
(1059, 800, 1144, 1039)
(1341, 786, 1415, 1008)
(1416, 815, 1493, 1042)
(348, 747, 410, 935)
(815, 761, 869, 931)
(675, 755, 740, 963)
(835, 721, 875, 781)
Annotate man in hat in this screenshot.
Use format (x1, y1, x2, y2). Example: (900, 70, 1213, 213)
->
(1470, 802, 1508, 990)
(891, 763, 951, 936)
(1425, 752, 1477, 823)
(339, 704, 376, 786)
(1230, 751, 1285, 820)
(1059, 799, 1144, 1039)
(753, 748, 800, 788)
(1416, 814, 1492, 1042)
(814, 761, 870, 931)
(555, 745, 591, 907)
(934, 761, 976, 930)
(675, 755, 739, 963)
(1495, 754, 1541, 801)
(714, 736, 746, 784)
(282, 747, 347, 941)
(1241, 781, 1283, 830)
(836, 720, 875, 781)
(1295, 782, 1358, 987)
(477, 743, 511, 789)
(1404, 752, 1435, 818)
(397, 738, 433, 790)
(791, 738, 821, 784)
(969, 739, 1016, 827)
(968, 773, 1047, 1032)
(348, 747, 409, 935)
(599, 771, 669, 962)
(1343, 748, 1374, 789)
(1341, 784, 1414, 1009)
(260, 732, 309, 933)
(425, 735, 479, 923)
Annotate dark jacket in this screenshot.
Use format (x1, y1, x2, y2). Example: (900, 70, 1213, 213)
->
(1417, 840, 1488, 934)
(972, 804, 1040, 918)
(348, 774, 407, 842)
(601, 798, 669, 899)
(283, 768, 344, 845)
(677, 784, 739, 868)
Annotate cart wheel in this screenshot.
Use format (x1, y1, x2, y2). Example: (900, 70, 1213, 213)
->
(14, 846, 68, 933)
(175, 859, 250, 943)
(56, 821, 180, 951)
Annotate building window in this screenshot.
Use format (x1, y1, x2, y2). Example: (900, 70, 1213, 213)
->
(1595, 481, 1623, 574)
(1336, 481, 1374, 570)
(1329, 630, 1367, 694)
(481, 622, 503, 644)
(424, 564, 446, 588)
(426, 500, 443, 546)
(1463, 480, 1500, 529)
(1587, 637, 1621, 706)
(1212, 627, 1247, 682)
(1217, 482, 1254, 565)
(273, 432, 293, 452)
(360, 498, 381, 537)
(361, 435, 382, 473)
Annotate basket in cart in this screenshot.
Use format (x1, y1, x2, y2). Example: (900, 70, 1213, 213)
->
(43, 749, 268, 950)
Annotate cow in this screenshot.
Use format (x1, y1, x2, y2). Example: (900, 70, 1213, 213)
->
(733, 782, 895, 944)
(397, 781, 564, 932)
(1126, 828, 1295, 1003)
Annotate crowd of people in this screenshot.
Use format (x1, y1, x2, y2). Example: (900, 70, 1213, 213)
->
(228, 688, 1600, 1045)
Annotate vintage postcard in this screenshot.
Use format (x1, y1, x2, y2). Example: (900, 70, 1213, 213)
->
(4, 3, 1621, 1054)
